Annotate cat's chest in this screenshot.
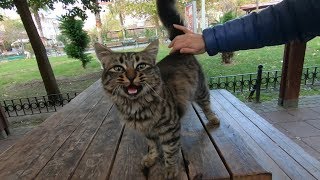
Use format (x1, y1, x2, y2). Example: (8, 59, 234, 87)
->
(125, 119, 154, 132)
(117, 104, 161, 132)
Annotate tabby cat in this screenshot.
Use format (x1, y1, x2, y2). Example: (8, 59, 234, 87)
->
(94, 0, 219, 179)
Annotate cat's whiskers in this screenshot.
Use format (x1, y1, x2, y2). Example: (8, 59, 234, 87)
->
(112, 85, 121, 95)
(143, 82, 165, 101)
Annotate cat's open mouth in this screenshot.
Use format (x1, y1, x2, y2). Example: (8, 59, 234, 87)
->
(124, 84, 143, 96)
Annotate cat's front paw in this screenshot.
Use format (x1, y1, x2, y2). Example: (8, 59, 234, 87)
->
(207, 114, 220, 125)
(209, 116, 220, 125)
(141, 154, 157, 168)
(164, 166, 178, 180)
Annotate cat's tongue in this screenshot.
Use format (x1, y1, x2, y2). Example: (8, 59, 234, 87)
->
(127, 85, 138, 95)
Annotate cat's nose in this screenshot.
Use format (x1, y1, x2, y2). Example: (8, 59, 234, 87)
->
(126, 69, 136, 82)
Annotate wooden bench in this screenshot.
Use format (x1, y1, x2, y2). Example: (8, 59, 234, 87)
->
(0, 106, 10, 136)
(0, 80, 319, 179)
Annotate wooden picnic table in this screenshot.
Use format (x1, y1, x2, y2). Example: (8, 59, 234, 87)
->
(0, 80, 319, 179)
(0, 106, 10, 136)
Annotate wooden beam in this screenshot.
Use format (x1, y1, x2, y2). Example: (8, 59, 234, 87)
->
(0, 105, 10, 136)
(278, 40, 307, 108)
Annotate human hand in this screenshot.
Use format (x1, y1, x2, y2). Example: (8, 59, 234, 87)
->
(168, 24, 206, 55)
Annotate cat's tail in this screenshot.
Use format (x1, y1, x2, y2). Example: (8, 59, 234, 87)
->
(156, 0, 185, 41)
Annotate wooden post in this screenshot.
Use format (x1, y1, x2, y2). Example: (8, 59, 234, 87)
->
(278, 40, 307, 108)
(0, 105, 10, 136)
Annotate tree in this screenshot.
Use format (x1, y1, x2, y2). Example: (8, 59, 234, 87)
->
(0, 0, 99, 98)
(11, 0, 61, 97)
(59, 13, 93, 68)
(95, 0, 103, 43)
(108, 0, 128, 39)
(125, 0, 159, 28)
(218, 11, 237, 64)
(29, 1, 49, 38)
(0, 17, 27, 49)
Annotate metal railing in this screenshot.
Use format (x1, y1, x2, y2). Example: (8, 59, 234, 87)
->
(1, 92, 78, 117)
(1, 66, 319, 117)
(209, 66, 319, 102)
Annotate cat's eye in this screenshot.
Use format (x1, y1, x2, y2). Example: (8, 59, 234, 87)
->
(111, 65, 124, 72)
(136, 63, 148, 71)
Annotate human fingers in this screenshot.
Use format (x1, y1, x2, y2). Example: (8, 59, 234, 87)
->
(169, 39, 190, 54)
(180, 48, 197, 54)
(180, 47, 206, 55)
(168, 34, 184, 48)
(169, 43, 183, 54)
(169, 41, 185, 54)
(168, 38, 176, 48)
(173, 24, 193, 34)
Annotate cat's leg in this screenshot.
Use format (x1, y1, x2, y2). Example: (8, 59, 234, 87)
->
(160, 136, 181, 179)
(142, 136, 160, 168)
(195, 82, 220, 125)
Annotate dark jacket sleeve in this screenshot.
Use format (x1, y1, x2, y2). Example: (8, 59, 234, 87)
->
(202, 0, 320, 56)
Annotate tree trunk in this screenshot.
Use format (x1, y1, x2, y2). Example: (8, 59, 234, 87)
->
(13, 0, 60, 97)
(119, 11, 126, 39)
(95, 0, 103, 43)
(33, 10, 44, 38)
(221, 52, 234, 64)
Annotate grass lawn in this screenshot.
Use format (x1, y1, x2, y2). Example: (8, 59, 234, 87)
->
(0, 37, 319, 101)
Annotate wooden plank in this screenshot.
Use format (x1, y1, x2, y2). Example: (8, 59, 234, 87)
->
(148, 151, 188, 180)
(180, 104, 229, 179)
(71, 106, 124, 180)
(0, 80, 101, 160)
(219, 89, 320, 179)
(108, 126, 148, 180)
(32, 99, 113, 179)
(0, 105, 10, 135)
(0, 83, 104, 179)
(207, 92, 289, 180)
(193, 103, 271, 179)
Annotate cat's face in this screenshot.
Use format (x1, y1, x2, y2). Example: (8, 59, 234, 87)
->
(94, 40, 161, 99)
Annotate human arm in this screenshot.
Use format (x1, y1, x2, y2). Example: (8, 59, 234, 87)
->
(169, 0, 320, 56)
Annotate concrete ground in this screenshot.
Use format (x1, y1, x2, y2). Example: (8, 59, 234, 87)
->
(246, 95, 320, 161)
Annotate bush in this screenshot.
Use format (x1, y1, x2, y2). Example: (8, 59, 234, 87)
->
(59, 15, 92, 68)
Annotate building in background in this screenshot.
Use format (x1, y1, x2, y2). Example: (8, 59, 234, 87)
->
(33, 10, 61, 47)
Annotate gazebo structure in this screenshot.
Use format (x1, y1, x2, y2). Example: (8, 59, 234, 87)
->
(240, 1, 282, 14)
(241, 1, 307, 108)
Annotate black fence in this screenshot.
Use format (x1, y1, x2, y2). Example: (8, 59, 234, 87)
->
(209, 66, 319, 101)
(1, 92, 78, 117)
(1, 66, 319, 117)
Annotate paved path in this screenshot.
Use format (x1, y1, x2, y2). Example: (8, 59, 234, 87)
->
(246, 95, 320, 161)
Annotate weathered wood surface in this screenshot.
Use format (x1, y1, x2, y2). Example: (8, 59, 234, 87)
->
(0, 81, 288, 180)
(279, 41, 307, 108)
(214, 89, 320, 180)
(0, 106, 10, 136)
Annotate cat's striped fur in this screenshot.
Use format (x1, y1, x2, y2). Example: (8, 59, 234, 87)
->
(94, 0, 219, 178)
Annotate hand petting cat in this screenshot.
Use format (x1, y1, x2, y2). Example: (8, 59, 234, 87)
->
(168, 24, 206, 55)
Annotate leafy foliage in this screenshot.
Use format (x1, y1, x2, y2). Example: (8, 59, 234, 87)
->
(0, 17, 27, 48)
(59, 15, 92, 68)
(0, 0, 100, 21)
(219, 10, 237, 23)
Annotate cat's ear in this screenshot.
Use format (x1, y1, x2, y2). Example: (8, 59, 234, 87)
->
(143, 40, 159, 59)
(94, 43, 113, 65)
